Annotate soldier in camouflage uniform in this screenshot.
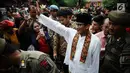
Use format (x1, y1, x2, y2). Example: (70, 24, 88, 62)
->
(0, 38, 59, 73)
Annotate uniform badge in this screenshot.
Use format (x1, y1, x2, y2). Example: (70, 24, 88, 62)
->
(20, 60, 26, 68)
(40, 59, 53, 72)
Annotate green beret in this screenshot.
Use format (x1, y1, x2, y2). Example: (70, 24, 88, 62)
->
(0, 38, 6, 55)
(108, 11, 130, 27)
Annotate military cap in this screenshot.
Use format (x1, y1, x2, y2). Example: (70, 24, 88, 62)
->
(76, 13, 92, 25)
(108, 11, 130, 27)
(0, 38, 6, 55)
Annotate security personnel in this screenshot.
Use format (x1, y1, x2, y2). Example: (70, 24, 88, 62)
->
(100, 10, 130, 73)
(0, 38, 59, 73)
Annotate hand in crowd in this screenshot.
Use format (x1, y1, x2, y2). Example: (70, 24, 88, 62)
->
(36, 32, 44, 40)
(53, 51, 57, 60)
(24, 15, 30, 21)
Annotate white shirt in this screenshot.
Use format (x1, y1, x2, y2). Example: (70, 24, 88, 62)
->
(38, 14, 101, 73)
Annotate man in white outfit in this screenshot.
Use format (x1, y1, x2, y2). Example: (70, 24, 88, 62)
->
(38, 13, 101, 73)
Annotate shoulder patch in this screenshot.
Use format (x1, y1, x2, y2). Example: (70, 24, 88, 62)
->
(40, 59, 53, 72)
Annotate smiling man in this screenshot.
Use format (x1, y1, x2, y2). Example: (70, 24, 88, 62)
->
(38, 12, 101, 73)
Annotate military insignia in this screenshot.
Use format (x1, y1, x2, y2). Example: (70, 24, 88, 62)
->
(20, 60, 26, 68)
(40, 59, 53, 72)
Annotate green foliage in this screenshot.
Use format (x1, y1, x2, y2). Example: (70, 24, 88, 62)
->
(102, 0, 118, 10)
(49, 0, 58, 6)
(49, 0, 88, 7)
(63, 0, 78, 7)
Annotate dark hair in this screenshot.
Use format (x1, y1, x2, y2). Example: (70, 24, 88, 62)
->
(42, 12, 49, 17)
(92, 15, 105, 25)
(31, 21, 41, 33)
(28, 5, 36, 12)
(15, 17, 24, 28)
(57, 9, 73, 17)
(3, 43, 19, 55)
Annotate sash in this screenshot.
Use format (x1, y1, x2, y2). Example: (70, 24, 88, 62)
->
(70, 32, 91, 63)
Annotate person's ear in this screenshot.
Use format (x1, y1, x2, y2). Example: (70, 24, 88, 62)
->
(68, 15, 72, 19)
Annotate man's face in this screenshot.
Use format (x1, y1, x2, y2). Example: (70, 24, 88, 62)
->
(30, 8, 37, 18)
(77, 24, 85, 31)
(33, 22, 40, 33)
(102, 18, 109, 36)
(104, 9, 110, 15)
(91, 21, 101, 34)
(109, 20, 122, 36)
(77, 23, 90, 33)
(50, 10, 58, 17)
(58, 16, 70, 26)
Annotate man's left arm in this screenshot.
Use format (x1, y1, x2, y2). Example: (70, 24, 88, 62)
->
(89, 39, 101, 73)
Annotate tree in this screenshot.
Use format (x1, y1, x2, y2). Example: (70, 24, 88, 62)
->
(102, 0, 118, 10)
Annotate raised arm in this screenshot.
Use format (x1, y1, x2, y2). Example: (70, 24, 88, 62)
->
(38, 14, 75, 43)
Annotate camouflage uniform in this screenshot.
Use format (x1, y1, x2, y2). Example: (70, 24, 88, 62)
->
(19, 51, 59, 73)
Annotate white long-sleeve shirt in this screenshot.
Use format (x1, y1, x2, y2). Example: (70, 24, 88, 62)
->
(38, 14, 101, 73)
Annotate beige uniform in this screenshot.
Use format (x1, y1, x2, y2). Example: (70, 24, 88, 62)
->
(19, 51, 59, 73)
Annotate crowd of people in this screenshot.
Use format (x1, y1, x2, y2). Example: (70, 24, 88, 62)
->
(0, 1, 130, 73)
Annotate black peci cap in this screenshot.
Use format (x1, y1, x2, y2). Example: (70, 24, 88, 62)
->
(75, 13, 92, 25)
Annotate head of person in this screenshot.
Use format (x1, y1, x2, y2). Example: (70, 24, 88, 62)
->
(49, 5, 59, 17)
(29, 5, 37, 18)
(0, 8, 8, 22)
(0, 38, 20, 65)
(76, 13, 92, 34)
(15, 17, 23, 28)
(108, 11, 130, 37)
(32, 22, 40, 33)
(7, 11, 13, 17)
(0, 20, 14, 34)
(102, 18, 110, 36)
(57, 9, 73, 26)
(91, 15, 105, 34)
